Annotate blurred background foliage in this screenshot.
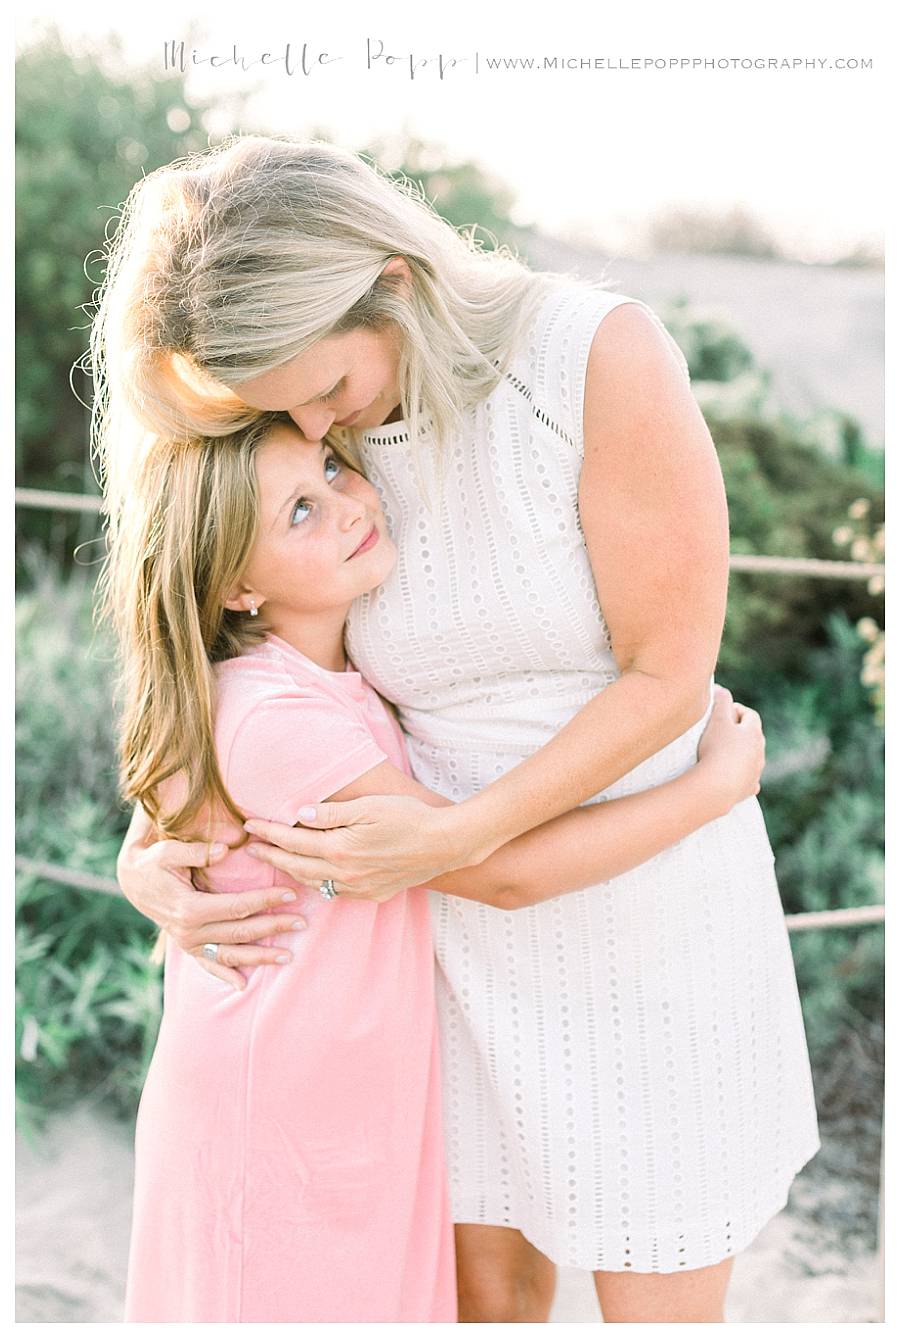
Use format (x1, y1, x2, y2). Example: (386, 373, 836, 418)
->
(15, 31, 235, 497)
(16, 30, 883, 1155)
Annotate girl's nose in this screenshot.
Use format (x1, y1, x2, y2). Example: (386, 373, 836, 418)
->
(338, 490, 368, 531)
(289, 405, 335, 439)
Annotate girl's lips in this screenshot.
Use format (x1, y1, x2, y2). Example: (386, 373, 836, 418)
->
(335, 409, 362, 427)
(348, 524, 379, 559)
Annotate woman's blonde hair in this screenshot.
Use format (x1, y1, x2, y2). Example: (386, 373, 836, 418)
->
(89, 134, 558, 517)
(101, 411, 297, 842)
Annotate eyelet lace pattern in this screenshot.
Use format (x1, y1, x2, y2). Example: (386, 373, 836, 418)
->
(346, 283, 819, 1271)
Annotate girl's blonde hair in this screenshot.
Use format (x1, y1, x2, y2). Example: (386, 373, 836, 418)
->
(89, 134, 558, 518)
(101, 411, 298, 842)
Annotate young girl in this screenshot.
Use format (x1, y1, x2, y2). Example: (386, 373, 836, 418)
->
(110, 412, 765, 1323)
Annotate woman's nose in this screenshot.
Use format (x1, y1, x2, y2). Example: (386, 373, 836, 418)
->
(288, 405, 335, 439)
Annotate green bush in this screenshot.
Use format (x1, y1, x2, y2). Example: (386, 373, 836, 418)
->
(714, 416, 883, 685)
(750, 615, 884, 1061)
(15, 564, 158, 1129)
(665, 298, 758, 383)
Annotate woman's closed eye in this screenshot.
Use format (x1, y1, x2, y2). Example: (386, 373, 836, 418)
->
(289, 455, 343, 526)
(316, 379, 344, 404)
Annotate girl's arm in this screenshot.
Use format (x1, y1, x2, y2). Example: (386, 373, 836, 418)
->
(246, 688, 763, 909)
(241, 305, 731, 897)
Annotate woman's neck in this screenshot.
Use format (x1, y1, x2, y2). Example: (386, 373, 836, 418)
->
(266, 605, 350, 673)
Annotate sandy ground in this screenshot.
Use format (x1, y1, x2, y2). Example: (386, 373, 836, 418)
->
(15, 1102, 881, 1324)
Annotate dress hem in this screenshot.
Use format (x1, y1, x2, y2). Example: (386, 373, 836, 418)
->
(450, 1138, 822, 1274)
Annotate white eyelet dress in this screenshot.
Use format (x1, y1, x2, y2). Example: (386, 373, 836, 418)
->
(346, 282, 820, 1273)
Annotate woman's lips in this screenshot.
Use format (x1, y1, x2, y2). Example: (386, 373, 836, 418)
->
(335, 408, 362, 427)
(348, 524, 379, 559)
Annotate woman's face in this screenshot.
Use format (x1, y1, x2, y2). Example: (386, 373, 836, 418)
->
(228, 424, 396, 628)
(237, 326, 403, 441)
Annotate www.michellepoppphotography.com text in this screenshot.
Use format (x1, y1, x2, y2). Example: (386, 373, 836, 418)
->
(161, 40, 874, 81)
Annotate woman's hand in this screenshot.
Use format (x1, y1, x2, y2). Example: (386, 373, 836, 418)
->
(117, 806, 311, 991)
(243, 794, 472, 903)
(696, 685, 766, 815)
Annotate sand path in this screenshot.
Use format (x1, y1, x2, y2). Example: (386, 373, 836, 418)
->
(16, 1103, 880, 1323)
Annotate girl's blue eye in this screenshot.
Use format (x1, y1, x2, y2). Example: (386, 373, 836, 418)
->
(289, 456, 342, 526)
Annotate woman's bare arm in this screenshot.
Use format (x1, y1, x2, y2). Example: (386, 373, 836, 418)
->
(116, 687, 761, 987)
(245, 688, 762, 908)
(449, 303, 729, 855)
(241, 305, 731, 897)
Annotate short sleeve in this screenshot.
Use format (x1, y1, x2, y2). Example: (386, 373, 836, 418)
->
(532, 286, 691, 461)
(223, 690, 388, 825)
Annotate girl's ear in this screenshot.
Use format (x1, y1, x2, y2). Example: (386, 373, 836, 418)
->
(224, 587, 263, 615)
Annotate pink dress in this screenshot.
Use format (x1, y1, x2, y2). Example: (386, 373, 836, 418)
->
(124, 635, 456, 1322)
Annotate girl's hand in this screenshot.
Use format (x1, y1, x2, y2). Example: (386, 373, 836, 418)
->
(696, 685, 766, 815)
(243, 796, 470, 903)
(117, 809, 310, 991)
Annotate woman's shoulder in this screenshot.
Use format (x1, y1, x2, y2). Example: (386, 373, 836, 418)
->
(523, 280, 686, 366)
(536, 276, 629, 317)
(507, 281, 641, 393)
(506, 281, 690, 451)
(499, 282, 638, 446)
(520, 279, 634, 350)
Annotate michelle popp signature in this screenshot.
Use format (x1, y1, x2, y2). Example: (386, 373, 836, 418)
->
(162, 39, 473, 80)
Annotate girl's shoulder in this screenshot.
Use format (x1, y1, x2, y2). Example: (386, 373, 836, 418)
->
(214, 637, 369, 733)
(212, 639, 390, 824)
(213, 639, 306, 726)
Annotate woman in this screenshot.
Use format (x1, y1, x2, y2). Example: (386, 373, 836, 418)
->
(94, 135, 819, 1323)
(111, 413, 764, 1322)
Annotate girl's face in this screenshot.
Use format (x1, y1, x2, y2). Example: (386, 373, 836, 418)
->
(227, 424, 396, 628)
(237, 326, 403, 441)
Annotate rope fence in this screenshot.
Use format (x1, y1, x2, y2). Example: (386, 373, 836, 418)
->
(15, 856, 120, 897)
(15, 488, 888, 581)
(14, 854, 885, 933)
(728, 553, 885, 581)
(16, 488, 103, 514)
